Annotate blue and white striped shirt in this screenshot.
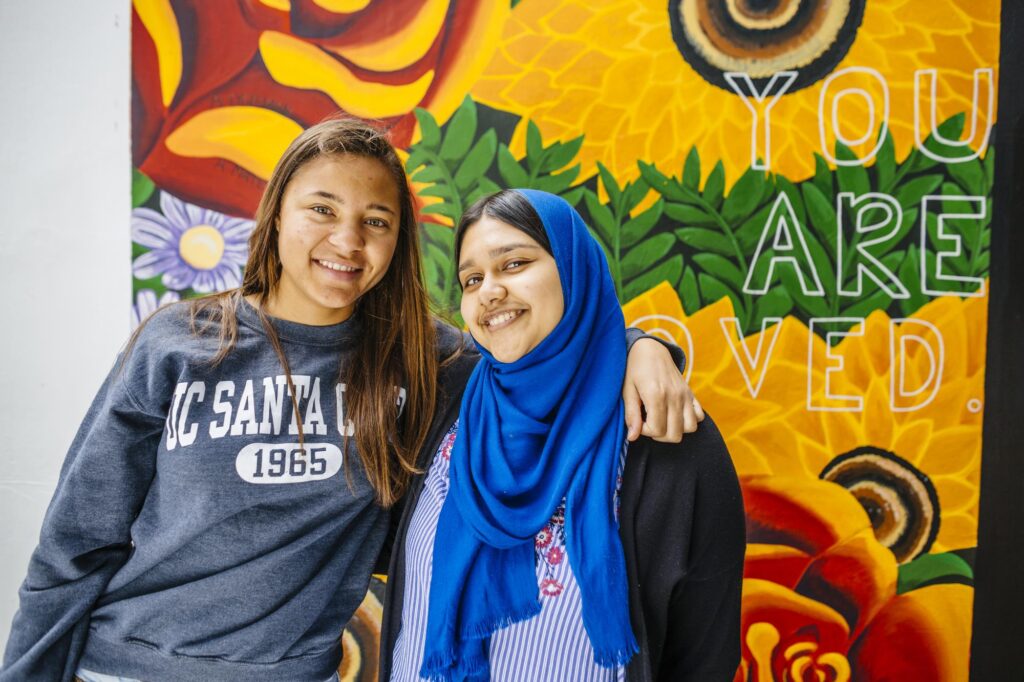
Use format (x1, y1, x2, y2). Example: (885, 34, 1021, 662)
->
(390, 421, 627, 682)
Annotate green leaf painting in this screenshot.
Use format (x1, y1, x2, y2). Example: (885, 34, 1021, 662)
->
(897, 552, 974, 595)
(132, 169, 156, 209)
(404, 98, 992, 337)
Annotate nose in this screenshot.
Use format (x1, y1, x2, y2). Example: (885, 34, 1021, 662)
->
(326, 219, 364, 253)
(479, 276, 506, 306)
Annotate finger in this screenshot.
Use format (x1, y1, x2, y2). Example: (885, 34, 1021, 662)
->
(693, 396, 706, 422)
(661, 397, 684, 443)
(639, 389, 668, 440)
(682, 401, 699, 434)
(622, 383, 643, 441)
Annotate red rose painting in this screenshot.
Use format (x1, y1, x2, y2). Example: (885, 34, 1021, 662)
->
(132, 0, 506, 217)
(737, 476, 971, 681)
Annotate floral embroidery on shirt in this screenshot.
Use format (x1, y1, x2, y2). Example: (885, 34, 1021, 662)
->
(540, 578, 564, 597)
(438, 423, 458, 463)
(536, 526, 554, 550)
(536, 500, 569, 597)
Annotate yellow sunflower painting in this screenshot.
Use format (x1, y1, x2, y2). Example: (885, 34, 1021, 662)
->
(471, 0, 1000, 188)
(622, 282, 985, 559)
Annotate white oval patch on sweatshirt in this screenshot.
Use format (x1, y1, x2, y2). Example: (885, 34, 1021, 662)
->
(235, 442, 343, 484)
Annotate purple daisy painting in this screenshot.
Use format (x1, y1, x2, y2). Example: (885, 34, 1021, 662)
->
(130, 289, 181, 330)
(132, 192, 253, 294)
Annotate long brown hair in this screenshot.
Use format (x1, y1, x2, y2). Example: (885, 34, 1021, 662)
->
(136, 116, 437, 507)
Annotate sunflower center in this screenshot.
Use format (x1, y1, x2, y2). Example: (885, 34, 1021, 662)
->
(820, 446, 940, 563)
(179, 225, 225, 270)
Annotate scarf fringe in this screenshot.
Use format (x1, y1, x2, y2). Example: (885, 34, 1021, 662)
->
(420, 651, 455, 682)
(593, 639, 640, 669)
(458, 653, 490, 680)
(460, 599, 542, 640)
(421, 651, 491, 682)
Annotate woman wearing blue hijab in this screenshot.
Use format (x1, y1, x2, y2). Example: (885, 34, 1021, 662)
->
(380, 189, 746, 682)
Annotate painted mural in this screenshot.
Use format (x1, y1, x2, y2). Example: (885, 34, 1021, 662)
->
(131, 0, 999, 679)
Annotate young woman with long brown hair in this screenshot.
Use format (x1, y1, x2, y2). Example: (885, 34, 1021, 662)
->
(1, 118, 698, 681)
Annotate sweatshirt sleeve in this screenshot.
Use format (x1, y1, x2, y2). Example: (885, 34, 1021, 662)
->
(1, 353, 166, 681)
(625, 327, 686, 373)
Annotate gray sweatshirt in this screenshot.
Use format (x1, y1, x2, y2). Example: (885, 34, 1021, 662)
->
(2, 301, 406, 681)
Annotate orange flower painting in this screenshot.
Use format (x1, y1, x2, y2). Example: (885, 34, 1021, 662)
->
(738, 476, 972, 682)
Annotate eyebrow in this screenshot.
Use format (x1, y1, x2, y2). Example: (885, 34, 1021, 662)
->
(457, 243, 541, 273)
(306, 190, 396, 215)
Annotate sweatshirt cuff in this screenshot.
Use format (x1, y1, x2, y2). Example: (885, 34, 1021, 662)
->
(625, 328, 687, 374)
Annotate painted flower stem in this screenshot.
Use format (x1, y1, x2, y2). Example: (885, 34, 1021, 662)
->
(689, 191, 754, 329)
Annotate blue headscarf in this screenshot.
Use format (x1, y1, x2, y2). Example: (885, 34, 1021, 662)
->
(421, 189, 637, 681)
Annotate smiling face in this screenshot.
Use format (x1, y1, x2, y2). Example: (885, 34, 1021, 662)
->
(458, 215, 564, 363)
(266, 153, 401, 325)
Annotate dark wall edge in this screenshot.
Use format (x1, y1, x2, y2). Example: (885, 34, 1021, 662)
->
(970, 2, 1024, 680)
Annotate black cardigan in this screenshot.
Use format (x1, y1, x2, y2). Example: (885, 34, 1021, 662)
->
(378, 350, 746, 682)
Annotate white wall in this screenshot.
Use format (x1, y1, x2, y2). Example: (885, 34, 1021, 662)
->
(0, 2, 130, 648)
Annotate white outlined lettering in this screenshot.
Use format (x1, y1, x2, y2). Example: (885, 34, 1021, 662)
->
(626, 314, 695, 382)
(818, 67, 890, 166)
(807, 319, 864, 412)
(914, 68, 994, 163)
(743, 192, 825, 296)
(836, 192, 909, 298)
(724, 71, 798, 171)
(890, 318, 945, 412)
(920, 195, 987, 296)
(720, 317, 783, 398)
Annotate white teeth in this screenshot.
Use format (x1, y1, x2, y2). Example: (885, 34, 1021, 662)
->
(484, 310, 522, 327)
(317, 259, 358, 272)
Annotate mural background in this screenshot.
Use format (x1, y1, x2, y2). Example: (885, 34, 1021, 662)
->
(130, 0, 1002, 679)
